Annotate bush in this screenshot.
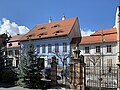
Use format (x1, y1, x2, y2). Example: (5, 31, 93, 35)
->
(2, 70, 16, 83)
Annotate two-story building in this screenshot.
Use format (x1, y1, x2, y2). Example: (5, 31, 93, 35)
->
(70, 6, 120, 89)
(7, 34, 24, 67)
(20, 16, 81, 68)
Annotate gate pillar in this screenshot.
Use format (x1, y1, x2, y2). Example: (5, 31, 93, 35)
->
(69, 47, 85, 90)
(51, 56, 57, 86)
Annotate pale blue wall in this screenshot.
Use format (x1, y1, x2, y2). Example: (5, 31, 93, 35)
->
(20, 36, 70, 66)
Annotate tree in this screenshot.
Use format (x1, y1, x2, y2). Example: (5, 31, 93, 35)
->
(0, 45, 5, 81)
(17, 43, 43, 88)
(0, 45, 5, 70)
(52, 51, 70, 84)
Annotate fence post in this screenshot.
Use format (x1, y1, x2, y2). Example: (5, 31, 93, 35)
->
(51, 56, 57, 86)
(69, 48, 85, 90)
(117, 63, 120, 90)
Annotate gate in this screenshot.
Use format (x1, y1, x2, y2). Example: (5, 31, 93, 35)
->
(86, 64, 118, 90)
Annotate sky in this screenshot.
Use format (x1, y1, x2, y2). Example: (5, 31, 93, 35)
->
(0, 0, 119, 36)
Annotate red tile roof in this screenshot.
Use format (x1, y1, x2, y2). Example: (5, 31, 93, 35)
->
(20, 17, 77, 41)
(9, 34, 24, 42)
(80, 28, 117, 45)
(90, 28, 117, 36)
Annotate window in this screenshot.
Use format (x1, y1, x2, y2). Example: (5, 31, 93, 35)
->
(96, 46, 100, 53)
(37, 45, 40, 54)
(107, 45, 111, 53)
(38, 26, 46, 30)
(55, 43, 59, 52)
(9, 43, 12, 46)
(85, 47, 89, 53)
(48, 44, 52, 53)
(15, 50, 19, 55)
(107, 59, 112, 66)
(6, 58, 13, 67)
(51, 24, 60, 28)
(53, 30, 63, 34)
(63, 42, 67, 52)
(8, 50, 13, 56)
(42, 44, 46, 53)
(18, 42, 20, 45)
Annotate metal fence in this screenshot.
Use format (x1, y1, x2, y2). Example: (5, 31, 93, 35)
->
(85, 64, 118, 90)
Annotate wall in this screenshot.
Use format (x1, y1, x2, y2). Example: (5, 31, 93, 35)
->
(69, 18, 81, 42)
(20, 36, 70, 67)
(79, 42, 117, 65)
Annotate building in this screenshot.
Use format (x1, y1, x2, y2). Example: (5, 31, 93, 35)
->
(19, 16, 81, 68)
(70, 6, 120, 89)
(7, 34, 24, 67)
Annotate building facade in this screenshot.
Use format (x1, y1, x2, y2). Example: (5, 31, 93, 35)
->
(20, 17, 81, 68)
(70, 6, 120, 89)
(7, 34, 23, 67)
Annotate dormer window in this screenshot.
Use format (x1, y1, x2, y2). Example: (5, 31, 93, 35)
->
(51, 24, 60, 28)
(27, 33, 35, 39)
(18, 42, 20, 45)
(53, 30, 63, 34)
(37, 32, 47, 37)
(38, 26, 46, 30)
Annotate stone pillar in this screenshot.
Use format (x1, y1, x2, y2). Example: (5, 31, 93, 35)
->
(69, 48, 85, 90)
(51, 56, 57, 86)
(117, 64, 120, 90)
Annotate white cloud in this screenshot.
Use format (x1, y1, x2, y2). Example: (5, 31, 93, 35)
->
(81, 28, 95, 36)
(0, 18, 30, 36)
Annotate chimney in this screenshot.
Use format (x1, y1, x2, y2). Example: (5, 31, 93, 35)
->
(62, 14, 66, 20)
(49, 17, 52, 23)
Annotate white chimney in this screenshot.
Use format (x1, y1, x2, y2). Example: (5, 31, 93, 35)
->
(49, 17, 52, 23)
(62, 15, 66, 20)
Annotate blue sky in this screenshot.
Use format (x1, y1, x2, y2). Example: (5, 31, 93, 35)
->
(0, 0, 119, 36)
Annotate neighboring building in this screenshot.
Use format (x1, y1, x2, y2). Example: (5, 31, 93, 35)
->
(70, 6, 120, 89)
(7, 34, 24, 67)
(20, 17, 81, 68)
(80, 28, 117, 66)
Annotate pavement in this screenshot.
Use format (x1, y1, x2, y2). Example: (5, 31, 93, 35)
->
(0, 78, 71, 90)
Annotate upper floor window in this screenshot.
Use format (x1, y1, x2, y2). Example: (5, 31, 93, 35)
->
(15, 50, 19, 55)
(6, 58, 13, 67)
(42, 44, 46, 53)
(85, 47, 89, 53)
(96, 46, 100, 53)
(107, 59, 112, 67)
(107, 45, 111, 53)
(55, 43, 59, 52)
(63, 42, 67, 52)
(9, 43, 12, 46)
(37, 45, 40, 54)
(48, 44, 52, 53)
